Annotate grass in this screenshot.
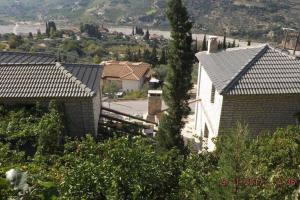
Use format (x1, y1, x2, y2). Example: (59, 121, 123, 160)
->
(121, 89, 148, 100)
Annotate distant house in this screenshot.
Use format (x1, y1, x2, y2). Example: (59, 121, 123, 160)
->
(102, 61, 151, 91)
(194, 37, 300, 151)
(0, 51, 103, 137)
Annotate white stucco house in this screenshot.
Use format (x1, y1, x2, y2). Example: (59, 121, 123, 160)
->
(101, 61, 151, 91)
(194, 37, 300, 151)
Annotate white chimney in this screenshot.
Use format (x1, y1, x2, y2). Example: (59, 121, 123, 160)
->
(208, 36, 218, 54)
(146, 90, 162, 123)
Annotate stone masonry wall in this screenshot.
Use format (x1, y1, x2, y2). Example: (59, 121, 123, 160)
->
(220, 94, 300, 135)
(0, 97, 98, 137)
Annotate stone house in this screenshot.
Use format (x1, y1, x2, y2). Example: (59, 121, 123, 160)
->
(101, 61, 151, 91)
(194, 38, 300, 151)
(0, 51, 103, 137)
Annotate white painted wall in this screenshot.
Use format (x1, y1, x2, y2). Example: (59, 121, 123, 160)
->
(122, 80, 142, 91)
(194, 64, 224, 151)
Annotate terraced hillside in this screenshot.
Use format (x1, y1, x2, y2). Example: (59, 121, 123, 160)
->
(0, 0, 299, 39)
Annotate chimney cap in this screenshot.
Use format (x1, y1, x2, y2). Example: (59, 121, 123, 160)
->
(148, 90, 162, 95)
(209, 35, 218, 40)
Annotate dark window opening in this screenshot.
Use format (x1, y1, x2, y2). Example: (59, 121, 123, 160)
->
(210, 85, 216, 103)
(294, 112, 300, 126)
(204, 124, 209, 138)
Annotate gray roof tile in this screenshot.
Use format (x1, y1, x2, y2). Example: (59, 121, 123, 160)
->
(196, 45, 300, 95)
(0, 62, 102, 98)
(0, 51, 56, 64)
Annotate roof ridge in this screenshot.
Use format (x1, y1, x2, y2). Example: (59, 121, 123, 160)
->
(220, 44, 269, 95)
(0, 51, 56, 58)
(62, 63, 101, 67)
(0, 63, 56, 66)
(56, 62, 95, 97)
(120, 64, 139, 80)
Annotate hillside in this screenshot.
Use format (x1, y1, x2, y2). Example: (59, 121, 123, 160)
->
(0, 0, 299, 39)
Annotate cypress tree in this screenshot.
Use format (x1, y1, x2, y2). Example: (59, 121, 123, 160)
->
(150, 45, 158, 67)
(195, 37, 198, 52)
(137, 49, 142, 61)
(159, 48, 167, 65)
(157, 0, 193, 153)
(45, 22, 49, 36)
(218, 40, 222, 50)
(247, 39, 251, 46)
(222, 33, 227, 49)
(232, 40, 236, 48)
(125, 48, 133, 61)
(201, 34, 207, 51)
(132, 26, 135, 35)
(143, 49, 151, 63)
(144, 28, 150, 41)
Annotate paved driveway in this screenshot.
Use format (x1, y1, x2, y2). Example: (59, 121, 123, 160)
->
(102, 99, 196, 116)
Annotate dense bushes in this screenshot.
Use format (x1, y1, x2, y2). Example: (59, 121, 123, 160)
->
(60, 136, 183, 199)
(0, 105, 299, 199)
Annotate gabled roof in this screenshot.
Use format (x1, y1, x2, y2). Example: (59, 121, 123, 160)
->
(196, 44, 300, 95)
(0, 51, 56, 64)
(0, 62, 102, 98)
(102, 61, 151, 81)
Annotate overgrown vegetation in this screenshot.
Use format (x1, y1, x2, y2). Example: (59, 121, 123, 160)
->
(157, 0, 194, 153)
(0, 108, 299, 199)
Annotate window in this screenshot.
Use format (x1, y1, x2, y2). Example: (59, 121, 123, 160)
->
(204, 124, 209, 138)
(210, 84, 216, 103)
(295, 112, 300, 126)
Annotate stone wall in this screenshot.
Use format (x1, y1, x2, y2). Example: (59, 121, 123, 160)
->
(0, 97, 100, 137)
(220, 94, 300, 135)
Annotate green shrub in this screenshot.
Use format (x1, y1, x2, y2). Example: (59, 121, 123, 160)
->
(36, 105, 64, 156)
(60, 136, 184, 199)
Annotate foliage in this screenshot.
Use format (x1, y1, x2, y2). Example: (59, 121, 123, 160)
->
(36, 102, 64, 156)
(80, 23, 101, 38)
(213, 122, 252, 199)
(103, 81, 119, 99)
(157, 0, 194, 153)
(154, 64, 168, 81)
(0, 121, 300, 199)
(201, 34, 207, 51)
(143, 28, 150, 41)
(150, 45, 158, 67)
(46, 21, 57, 37)
(60, 136, 184, 199)
(8, 34, 24, 49)
(122, 86, 148, 100)
(179, 152, 218, 199)
(245, 126, 300, 199)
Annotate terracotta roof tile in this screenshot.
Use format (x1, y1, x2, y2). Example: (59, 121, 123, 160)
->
(102, 61, 151, 81)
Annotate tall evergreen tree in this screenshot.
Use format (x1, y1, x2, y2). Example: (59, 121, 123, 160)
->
(201, 34, 207, 51)
(218, 40, 222, 50)
(45, 22, 50, 36)
(150, 46, 158, 67)
(143, 49, 151, 63)
(195, 37, 198, 52)
(247, 39, 251, 46)
(144, 28, 150, 41)
(157, 0, 194, 153)
(137, 49, 142, 61)
(159, 48, 167, 65)
(132, 26, 135, 35)
(232, 40, 236, 48)
(125, 48, 133, 61)
(222, 33, 227, 49)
